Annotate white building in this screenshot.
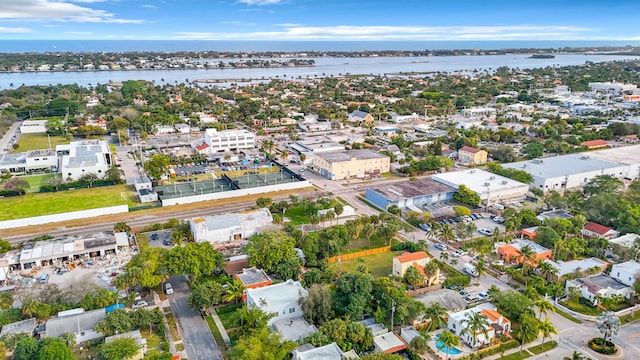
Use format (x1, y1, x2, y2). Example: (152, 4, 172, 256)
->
(203, 128, 255, 154)
(25, 149, 58, 173)
(245, 279, 308, 326)
(566, 274, 634, 304)
(58, 140, 111, 180)
(447, 303, 511, 348)
(610, 261, 640, 287)
(19, 120, 47, 133)
(292, 343, 346, 360)
(189, 208, 273, 245)
(432, 169, 529, 205)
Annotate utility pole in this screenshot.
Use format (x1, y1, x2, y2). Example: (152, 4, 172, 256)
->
(390, 299, 396, 331)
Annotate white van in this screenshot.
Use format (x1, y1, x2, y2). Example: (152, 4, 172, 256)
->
(491, 203, 505, 211)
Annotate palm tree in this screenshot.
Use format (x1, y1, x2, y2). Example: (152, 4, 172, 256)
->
(563, 350, 587, 360)
(504, 216, 522, 237)
(519, 244, 535, 275)
(538, 261, 558, 282)
(438, 223, 455, 244)
(464, 311, 490, 349)
(450, 258, 459, 267)
(424, 261, 440, 290)
(440, 251, 449, 262)
(223, 279, 244, 304)
(474, 259, 488, 285)
(518, 313, 539, 356)
(539, 318, 557, 345)
(534, 298, 555, 321)
(437, 330, 461, 360)
(425, 303, 448, 331)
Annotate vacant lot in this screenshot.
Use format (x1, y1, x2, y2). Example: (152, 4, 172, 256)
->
(16, 133, 69, 152)
(329, 251, 402, 278)
(0, 184, 132, 220)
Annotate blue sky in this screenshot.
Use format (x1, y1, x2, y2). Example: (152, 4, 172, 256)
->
(0, 0, 639, 41)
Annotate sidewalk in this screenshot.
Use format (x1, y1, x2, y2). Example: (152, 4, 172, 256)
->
(484, 336, 547, 360)
(210, 307, 232, 348)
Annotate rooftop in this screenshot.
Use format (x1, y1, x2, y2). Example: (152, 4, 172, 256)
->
(367, 178, 455, 200)
(583, 222, 613, 235)
(246, 279, 307, 306)
(579, 274, 629, 291)
(292, 342, 344, 360)
(608, 233, 640, 248)
(395, 251, 429, 263)
(26, 149, 56, 158)
(612, 260, 640, 275)
(0, 318, 36, 337)
(507, 239, 550, 254)
(236, 267, 271, 287)
(502, 154, 622, 180)
(459, 146, 483, 154)
(315, 149, 388, 163)
(373, 332, 407, 353)
(273, 317, 317, 342)
(432, 169, 529, 195)
(546, 257, 608, 276)
(588, 144, 640, 165)
(415, 289, 467, 312)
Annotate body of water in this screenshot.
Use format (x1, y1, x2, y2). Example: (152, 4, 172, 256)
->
(0, 53, 638, 90)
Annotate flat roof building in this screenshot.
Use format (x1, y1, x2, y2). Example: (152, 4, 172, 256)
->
(203, 128, 255, 154)
(190, 208, 273, 245)
(365, 178, 456, 212)
(544, 257, 609, 277)
(245, 279, 308, 327)
(58, 140, 111, 181)
(432, 169, 529, 205)
(312, 149, 390, 180)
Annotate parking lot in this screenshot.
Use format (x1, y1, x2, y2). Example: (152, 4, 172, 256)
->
(144, 230, 175, 249)
(420, 212, 506, 239)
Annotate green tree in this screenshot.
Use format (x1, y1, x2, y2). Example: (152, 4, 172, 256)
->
(539, 318, 557, 345)
(165, 242, 224, 280)
(113, 222, 131, 233)
(518, 313, 540, 356)
(333, 272, 373, 319)
(188, 279, 224, 310)
(79, 172, 99, 188)
(596, 311, 621, 344)
(583, 175, 623, 197)
(522, 142, 544, 159)
(453, 185, 481, 206)
(256, 197, 273, 208)
(465, 310, 490, 349)
(3, 177, 30, 195)
(425, 302, 448, 331)
(300, 284, 334, 326)
(223, 279, 244, 304)
(247, 232, 299, 275)
(404, 265, 425, 289)
(437, 330, 461, 360)
(534, 298, 555, 321)
(13, 337, 38, 360)
(100, 336, 140, 360)
(519, 244, 535, 275)
(37, 339, 73, 360)
(230, 327, 296, 360)
(143, 154, 171, 180)
(452, 205, 471, 217)
(473, 259, 488, 285)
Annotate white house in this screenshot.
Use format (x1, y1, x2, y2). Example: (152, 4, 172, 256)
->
(25, 149, 58, 173)
(566, 274, 634, 304)
(610, 261, 640, 287)
(189, 208, 273, 245)
(245, 280, 308, 326)
(155, 125, 176, 134)
(581, 222, 620, 239)
(292, 342, 346, 360)
(447, 303, 511, 348)
(58, 140, 111, 180)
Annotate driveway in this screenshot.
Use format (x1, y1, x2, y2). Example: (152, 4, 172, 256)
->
(168, 275, 223, 360)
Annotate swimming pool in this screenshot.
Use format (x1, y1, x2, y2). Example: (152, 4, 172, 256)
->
(434, 334, 463, 355)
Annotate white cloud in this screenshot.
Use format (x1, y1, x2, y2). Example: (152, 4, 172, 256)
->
(66, 31, 93, 34)
(237, 0, 284, 5)
(0, 26, 32, 33)
(0, 0, 143, 23)
(172, 25, 596, 41)
(220, 21, 256, 26)
(140, 4, 157, 9)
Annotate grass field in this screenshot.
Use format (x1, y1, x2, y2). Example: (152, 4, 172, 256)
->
(0, 184, 133, 220)
(24, 173, 55, 192)
(560, 299, 602, 316)
(16, 133, 69, 152)
(329, 251, 402, 278)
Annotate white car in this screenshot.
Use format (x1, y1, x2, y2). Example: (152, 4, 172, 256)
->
(435, 243, 447, 251)
(132, 300, 148, 309)
(165, 283, 174, 295)
(478, 228, 493, 236)
(452, 249, 466, 257)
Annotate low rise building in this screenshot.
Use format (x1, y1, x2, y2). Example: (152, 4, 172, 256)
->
(544, 258, 609, 278)
(235, 267, 272, 290)
(582, 222, 620, 239)
(566, 274, 634, 304)
(312, 149, 390, 180)
(432, 169, 529, 205)
(608, 233, 640, 248)
(58, 140, 112, 180)
(189, 208, 273, 245)
(610, 261, 640, 287)
(19, 120, 48, 134)
(373, 332, 407, 354)
(347, 110, 374, 124)
(202, 128, 256, 154)
(497, 239, 552, 264)
(458, 146, 488, 166)
(365, 178, 456, 212)
(392, 251, 430, 277)
(25, 149, 58, 173)
(245, 279, 308, 326)
(42, 308, 107, 343)
(292, 342, 346, 360)
(447, 303, 510, 348)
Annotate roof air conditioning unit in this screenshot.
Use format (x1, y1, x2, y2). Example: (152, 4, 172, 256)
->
(484, 182, 490, 187)
(501, 180, 508, 185)
(489, 176, 496, 180)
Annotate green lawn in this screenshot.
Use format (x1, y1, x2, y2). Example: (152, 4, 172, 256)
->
(0, 184, 132, 220)
(528, 341, 557, 355)
(345, 235, 395, 252)
(205, 314, 228, 355)
(16, 133, 69, 152)
(621, 310, 640, 324)
(24, 173, 55, 192)
(284, 206, 311, 225)
(499, 351, 532, 360)
(560, 299, 602, 316)
(329, 251, 402, 278)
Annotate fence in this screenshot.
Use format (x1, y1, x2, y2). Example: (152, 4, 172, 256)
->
(327, 246, 391, 263)
(406, 284, 442, 297)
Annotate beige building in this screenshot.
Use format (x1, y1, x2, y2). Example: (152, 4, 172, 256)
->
(312, 149, 390, 180)
(458, 146, 488, 165)
(392, 251, 439, 286)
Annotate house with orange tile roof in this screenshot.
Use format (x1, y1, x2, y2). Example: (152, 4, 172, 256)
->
(447, 303, 511, 348)
(580, 139, 609, 149)
(497, 239, 552, 264)
(392, 251, 440, 287)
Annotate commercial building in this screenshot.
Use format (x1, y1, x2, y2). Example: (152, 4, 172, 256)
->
(25, 149, 58, 173)
(365, 178, 456, 212)
(134, 176, 157, 203)
(58, 140, 112, 180)
(201, 128, 256, 154)
(189, 208, 273, 245)
(312, 149, 390, 180)
(432, 169, 529, 205)
(245, 279, 308, 326)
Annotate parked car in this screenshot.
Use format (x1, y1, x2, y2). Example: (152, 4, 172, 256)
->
(150, 233, 159, 241)
(419, 223, 431, 231)
(492, 216, 505, 224)
(464, 295, 478, 303)
(39, 274, 49, 283)
(459, 290, 469, 297)
(477, 292, 489, 300)
(163, 239, 173, 246)
(165, 283, 174, 295)
(478, 228, 493, 236)
(452, 249, 466, 257)
(132, 300, 148, 309)
(435, 243, 447, 251)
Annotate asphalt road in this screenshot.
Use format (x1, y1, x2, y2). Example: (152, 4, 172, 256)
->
(0, 121, 20, 154)
(168, 275, 223, 360)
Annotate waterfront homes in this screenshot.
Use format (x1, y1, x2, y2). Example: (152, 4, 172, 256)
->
(189, 208, 273, 245)
(497, 239, 552, 264)
(311, 149, 390, 181)
(458, 146, 488, 166)
(245, 279, 308, 326)
(365, 178, 455, 212)
(610, 260, 640, 287)
(198, 128, 256, 154)
(447, 303, 511, 348)
(432, 169, 529, 205)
